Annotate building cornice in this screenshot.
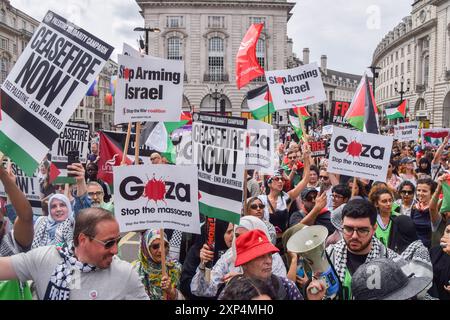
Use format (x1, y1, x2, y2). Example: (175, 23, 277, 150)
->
(136, 1, 296, 11)
(372, 18, 436, 64)
(430, 0, 448, 6)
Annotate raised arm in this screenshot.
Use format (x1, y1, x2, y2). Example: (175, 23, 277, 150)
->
(300, 192, 327, 226)
(432, 136, 449, 165)
(430, 174, 447, 225)
(0, 165, 33, 248)
(287, 143, 311, 200)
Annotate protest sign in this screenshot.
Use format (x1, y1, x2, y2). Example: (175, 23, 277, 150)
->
(327, 126, 393, 182)
(0, 11, 113, 176)
(192, 113, 247, 224)
(97, 130, 155, 186)
(0, 162, 42, 215)
(421, 128, 450, 149)
(394, 122, 419, 142)
(265, 62, 326, 111)
(246, 120, 275, 174)
(115, 54, 184, 124)
(322, 125, 333, 136)
(113, 165, 200, 234)
(50, 122, 89, 184)
(309, 140, 327, 157)
(329, 101, 351, 126)
(173, 128, 193, 165)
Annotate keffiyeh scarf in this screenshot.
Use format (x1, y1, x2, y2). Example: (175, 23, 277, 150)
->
(43, 242, 96, 300)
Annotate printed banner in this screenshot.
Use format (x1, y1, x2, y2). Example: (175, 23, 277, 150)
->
(394, 122, 419, 142)
(246, 120, 275, 174)
(0, 162, 42, 215)
(173, 128, 193, 165)
(265, 62, 326, 111)
(309, 140, 327, 157)
(50, 122, 90, 183)
(0, 11, 113, 176)
(421, 128, 450, 149)
(329, 101, 351, 126)
(327, 126, 393, 181)
(115, 54, 184, 123)
(192, 113, 247, 224)
(113, 165, 200, 234)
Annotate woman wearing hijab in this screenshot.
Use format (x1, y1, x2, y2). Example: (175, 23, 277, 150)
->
(244, 197, 276, 244)
(32, 194, 73, 249)
(135, 229, 183, 300)
(190, 216, 287, 298)
(429, 221, 450, 300)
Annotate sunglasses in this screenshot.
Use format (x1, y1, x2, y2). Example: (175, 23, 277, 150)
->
(288, 156, 297, 160)
(250, 204, 265, 210)
(90, 236, 122, 249)
(319, 176, 329, 180)
(400, 190, 414, 195)
(270, 177, 282, 182)
(150, 243, 169, 250)
(150, 157, 160, 161)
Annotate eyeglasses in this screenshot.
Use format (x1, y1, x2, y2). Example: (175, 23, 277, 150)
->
(250, 204, 265, 210)
(288, 156, 297, 160)
(150, 157, 160, 161)
(88, 191, 104, 197)
(342, 226, 371, 237)
(90, 236, 122, 249)
(319, 176, 329, 180)
(150, 243, 169, 250)
(332, 193, 344, 199)
(400, 190, 414, 195)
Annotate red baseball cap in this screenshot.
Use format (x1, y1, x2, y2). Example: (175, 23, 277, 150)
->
(235, 229, 279, 267)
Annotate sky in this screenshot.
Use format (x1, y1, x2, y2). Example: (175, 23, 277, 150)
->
(12, 0, 412, 75)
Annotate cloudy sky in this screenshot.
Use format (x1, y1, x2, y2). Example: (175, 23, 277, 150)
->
(12, 0, 412, 75)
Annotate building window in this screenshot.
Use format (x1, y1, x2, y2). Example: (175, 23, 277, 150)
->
(391, 67, 393, 79)
(167, 37, 182, 60)
(390, 84, 393, 97)
(208, 37, 224, 81)
(401, 63, 404, 75)
(166, 16, 183, 28)
(13, 43, 17, 55)
(407, 44, 411, 54)
(396, 51, 398, 60)
(401, 48, 404, 57)
(407, 60, 411, 73)
(395, 65, 398, 77)
(0, 38, 8, 50)
(256, 38, 265, 69)
(208, 16, 225, 28)
(12, 18, 16, 28)
(249, 17, 266, 27)
(423, 55, 429, 87)
(0, 57, 9, 83)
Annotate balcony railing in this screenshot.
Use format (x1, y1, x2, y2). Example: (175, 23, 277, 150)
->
(203, 73, 229, 82)
(20, 29, 34, 39)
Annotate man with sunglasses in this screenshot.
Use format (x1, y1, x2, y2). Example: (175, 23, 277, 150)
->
(280, 149, 304, 191)
(0, 208, 148, 300)
(0, 164, 34, 300)
(326, 199, 399, 300)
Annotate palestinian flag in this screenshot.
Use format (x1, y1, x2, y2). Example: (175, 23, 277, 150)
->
(48, 163, 61, 184)
(246, 85, 276, 120)
(385, 100, 407, 120)
(288, 106, 310, 139)
(344, 73, 379, 134)
(440, 180, 450, 213)
(140, 113, 190, 164)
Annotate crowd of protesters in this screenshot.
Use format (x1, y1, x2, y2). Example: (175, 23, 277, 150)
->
(0, 128, 449, 301)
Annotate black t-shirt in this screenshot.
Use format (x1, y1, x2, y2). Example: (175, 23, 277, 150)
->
(346, 251, 368, 275)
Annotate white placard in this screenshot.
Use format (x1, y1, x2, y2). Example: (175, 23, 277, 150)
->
(113, 165, 200, 234)
(246, 120, 275, 174)
(393, 122, 419, 142)
(115, 54, 184, 123)
(265, 62, 326, 111)
(322, 125, 334, 136)
(327, 126, 393, 182)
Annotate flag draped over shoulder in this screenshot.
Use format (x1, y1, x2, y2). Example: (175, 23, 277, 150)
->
(236, 23, 265, 89)
(288, 106, 310, 140)
(344, 73, 379, 134)
(246, 85, 275, 120)
(385, 100, 407, 120)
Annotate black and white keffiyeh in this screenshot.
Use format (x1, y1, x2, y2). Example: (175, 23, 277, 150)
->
(44, 242, 96, 300)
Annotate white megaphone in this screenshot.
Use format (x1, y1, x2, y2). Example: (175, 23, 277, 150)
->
(287, 225, 339, 299)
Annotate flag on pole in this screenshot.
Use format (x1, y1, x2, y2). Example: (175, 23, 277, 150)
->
(86, 76, 99, 97)
(344, 73, 379, 134)
(246, 85, 275, 120)
(236, 24, 265, 89)
(48, 162, 61, 184)
(97, 131, 131, 185)
(288, 107, 310, 139)
(385, 100, 407, 120)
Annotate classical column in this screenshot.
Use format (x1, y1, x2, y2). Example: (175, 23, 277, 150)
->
(415, 40, 423, 85)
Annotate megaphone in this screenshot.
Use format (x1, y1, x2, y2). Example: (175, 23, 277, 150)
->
(287, 225, 339, 299)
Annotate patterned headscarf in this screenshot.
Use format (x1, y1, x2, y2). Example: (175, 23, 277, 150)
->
(137, 229, 182, 300)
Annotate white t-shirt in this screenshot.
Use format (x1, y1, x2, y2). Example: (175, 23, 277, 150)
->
(11, 246, 149, 300)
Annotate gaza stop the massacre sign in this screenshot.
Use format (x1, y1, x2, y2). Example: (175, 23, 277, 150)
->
(0, 11, 113, 176)
(113, 165, 200, 234)
(327, 126, 393, 182)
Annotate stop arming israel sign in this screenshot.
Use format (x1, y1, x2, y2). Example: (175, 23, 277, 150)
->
(327, 126, 393, 182)
(265, 62, 326, 111)
(394, 122, 419, 142)
(115, 54, 184, 124)
(0, 11, 113, 176)
(113, 164, 200, 234)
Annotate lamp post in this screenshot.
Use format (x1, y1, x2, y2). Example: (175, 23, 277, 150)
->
(210, 84, 223, 115)
(394, 76, 410, 123)
(133, 27, 161, 55)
